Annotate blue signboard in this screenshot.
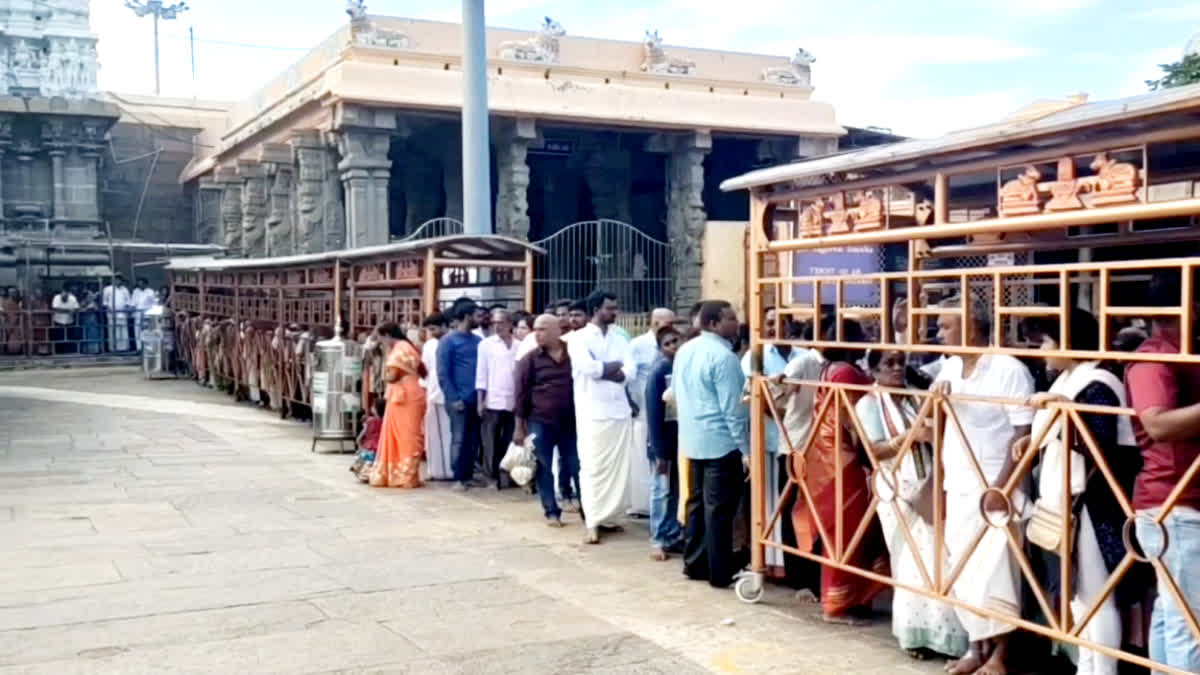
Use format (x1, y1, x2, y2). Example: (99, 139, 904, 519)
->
(791, 245, 880, 304)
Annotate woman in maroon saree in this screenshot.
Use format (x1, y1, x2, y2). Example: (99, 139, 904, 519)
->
(789, 319, 890, 624)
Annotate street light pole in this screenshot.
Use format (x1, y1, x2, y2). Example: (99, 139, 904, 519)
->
(124, 1, 190, 96)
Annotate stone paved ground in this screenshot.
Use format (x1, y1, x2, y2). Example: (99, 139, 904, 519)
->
(0, 366, 947, 675)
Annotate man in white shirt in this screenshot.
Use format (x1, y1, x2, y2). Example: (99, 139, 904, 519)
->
(568, 290, 637, 544)
(101, 275, 132, 352)
(627, 307, 676, 517)
(130, 277, 158, 350)
(51, 285, 79, 354)
(421, 312, 453, 480)
(932, 298, 1033, 675)
(476, 308, 520, 488)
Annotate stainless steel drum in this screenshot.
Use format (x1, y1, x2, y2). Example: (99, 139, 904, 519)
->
(310, 329, 363, 452)
(141, 307, 174, 380)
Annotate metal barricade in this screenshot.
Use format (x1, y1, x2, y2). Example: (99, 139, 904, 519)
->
(0, 307, 147, 361)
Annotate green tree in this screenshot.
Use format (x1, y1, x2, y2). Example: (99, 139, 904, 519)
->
(1146, 53, 1200, 90)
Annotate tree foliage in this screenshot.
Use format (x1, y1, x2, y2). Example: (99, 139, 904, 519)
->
(1146, 53, 1200, 91)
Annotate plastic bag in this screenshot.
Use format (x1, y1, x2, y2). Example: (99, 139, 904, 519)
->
(499, 434, 537, 486)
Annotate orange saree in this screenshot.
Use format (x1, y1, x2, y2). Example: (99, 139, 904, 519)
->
(790, 361, 890, 617)
(368, 339, 426, 488)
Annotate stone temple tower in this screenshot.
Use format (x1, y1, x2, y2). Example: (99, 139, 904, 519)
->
(0, 0, 120, 290)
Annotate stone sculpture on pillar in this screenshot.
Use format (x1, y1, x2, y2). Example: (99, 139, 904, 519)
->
(197, 177, 224, 246)
(214, 166, 244, 254)
(290, 131, 326, 254)
(259, 143, 295, 257)
(238, 160, 268, 257)
(648, 130, 711, 314)
(493, 118, 536, 239)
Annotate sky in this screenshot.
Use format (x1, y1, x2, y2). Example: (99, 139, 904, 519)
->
(91, 0, 1200, 139)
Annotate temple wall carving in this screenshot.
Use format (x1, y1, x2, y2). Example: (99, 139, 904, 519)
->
(215, 167, 243, 253)
(291, 131, 326, 254)
(650, 131, 711, 314)
(238, 160, 268, 258)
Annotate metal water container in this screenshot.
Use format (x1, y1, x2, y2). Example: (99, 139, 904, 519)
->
(141, 306, 173, 380)
(310, 329, 363, 452)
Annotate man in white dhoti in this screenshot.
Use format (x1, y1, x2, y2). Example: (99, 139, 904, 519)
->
(628, 307, 676, 517)
(130, 278, 157, 350)
(421, 312, 454, 480)
(932, 300, 1034, 675)
(568, 290, 636, 544)
(101, 275, 131, 352)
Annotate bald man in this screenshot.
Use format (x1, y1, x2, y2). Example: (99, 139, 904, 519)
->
(513, 314, 580, 524)
(627, 308, 677, 517)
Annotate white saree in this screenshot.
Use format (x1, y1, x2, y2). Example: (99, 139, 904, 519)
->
(857, 392, 968, 657)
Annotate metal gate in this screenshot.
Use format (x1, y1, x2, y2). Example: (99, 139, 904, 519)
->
(532, 219, 671, 332)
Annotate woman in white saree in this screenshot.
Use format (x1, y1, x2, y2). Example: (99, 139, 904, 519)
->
(856, 349, 969, 660)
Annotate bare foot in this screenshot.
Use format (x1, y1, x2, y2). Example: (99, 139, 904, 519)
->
(974, 634, 1012, 672)
(974, 650, 1008, 675)
(583, 527, 600, 544)
(650, 547, 668, 561)
(944, 653, 983, 675)
(822, 613, 871, 626)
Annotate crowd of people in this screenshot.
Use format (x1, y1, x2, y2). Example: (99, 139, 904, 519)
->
(0, 275, 165, 356)
(348, 272, 1200, 675)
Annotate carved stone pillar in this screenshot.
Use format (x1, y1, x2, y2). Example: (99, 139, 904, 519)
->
(0, 116, 11, 221)
(324, 143, 347, 251)
(493, 118, 536, 239)
(237, 160, 268, 257)
(214, 166, 243, 254)
(259, 143, 294, 257)
(335, 128, 392, 248)
(197, 176, 223, 246)
(290, 131, 326, 254)
(76, 119, 110, 225)
(41, 120, 68, 223)
(648, 131, 711, 315)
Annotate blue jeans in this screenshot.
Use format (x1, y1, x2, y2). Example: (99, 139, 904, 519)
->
(1136, 506, 1200, 674)
(448, 403, 482, 483)
(649, 457, 682, 549)
(530, 421, 578, 519)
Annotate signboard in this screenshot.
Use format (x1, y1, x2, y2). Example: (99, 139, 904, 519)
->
(528, 138, 573, 156)
(791, 245, 880, 304)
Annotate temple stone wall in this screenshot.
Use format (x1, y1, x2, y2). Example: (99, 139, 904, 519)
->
(103, 121, 200, 242)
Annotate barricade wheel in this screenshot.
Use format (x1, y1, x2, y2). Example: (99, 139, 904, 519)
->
(734, 571, 764, 604)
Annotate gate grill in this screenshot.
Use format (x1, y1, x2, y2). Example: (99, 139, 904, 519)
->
(532, 219, 671, 334)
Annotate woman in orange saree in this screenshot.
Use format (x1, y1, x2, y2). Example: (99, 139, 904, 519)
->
(368, 322, 427, 489)
(789, 320, 890, 625)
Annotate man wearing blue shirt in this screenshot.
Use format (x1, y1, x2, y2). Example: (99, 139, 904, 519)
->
(437, 302, 483, 491)
(673, 300, 748, 588)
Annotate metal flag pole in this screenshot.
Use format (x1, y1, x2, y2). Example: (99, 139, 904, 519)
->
(461, 0, 491, 235)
